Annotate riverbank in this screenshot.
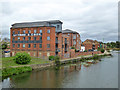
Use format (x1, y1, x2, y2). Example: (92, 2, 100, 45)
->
(2, 52, 112, 79)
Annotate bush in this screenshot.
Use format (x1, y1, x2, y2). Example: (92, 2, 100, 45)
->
(14, 52, 31, 64)
(55, 56, 60, 66)
(101, 49, 105, 53)
(92, 54, 99, 60)
(49, 56, 55, 61)
(97, 47, 101, 51)
(84, 50, 87, 52)
(75, 49, 79, 52)
(71, 46, 75, 49)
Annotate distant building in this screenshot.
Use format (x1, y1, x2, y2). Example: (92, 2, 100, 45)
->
(82, 39, 100, 51)
(10, 20, 81, 59)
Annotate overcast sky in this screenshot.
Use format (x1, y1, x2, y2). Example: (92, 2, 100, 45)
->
(0, 0, 118, 42)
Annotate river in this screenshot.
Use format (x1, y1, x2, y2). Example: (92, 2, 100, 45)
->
(2, 51, 118, 88)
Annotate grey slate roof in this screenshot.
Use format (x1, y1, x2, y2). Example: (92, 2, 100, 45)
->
(62, 29, 78, 34)
(11, 20, 63, 29)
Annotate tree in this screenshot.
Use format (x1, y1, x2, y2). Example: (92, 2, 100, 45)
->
(2, 43, 7, 50)
(111, 42, 116, 48)
(116, 41, 120, 48)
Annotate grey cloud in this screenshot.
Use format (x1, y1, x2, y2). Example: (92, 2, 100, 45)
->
(1, 0, 118, 42)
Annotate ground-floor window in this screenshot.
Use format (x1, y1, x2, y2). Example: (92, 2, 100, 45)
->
(34, 52, 36, 56)
(12, 52, 14, 56)
(47, 52, 50, 57)
(39, 52, 41, 57)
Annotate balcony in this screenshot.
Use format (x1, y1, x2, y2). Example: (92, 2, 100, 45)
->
(55, 48, 59, 52)
(64, 48, 68, 52)
(65, 40, 67, 44)
(55, 40, 58, 44)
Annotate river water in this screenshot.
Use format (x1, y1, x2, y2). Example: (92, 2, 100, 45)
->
(2, 51, 118, 88)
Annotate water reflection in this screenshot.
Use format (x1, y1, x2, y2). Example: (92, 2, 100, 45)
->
(2, 51, 118, 88)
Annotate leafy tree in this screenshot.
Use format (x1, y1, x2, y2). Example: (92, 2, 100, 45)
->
(116, 41, 120, 48)
(2, 43, 7, 50)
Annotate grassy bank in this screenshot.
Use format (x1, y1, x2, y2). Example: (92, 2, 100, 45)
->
(2, 66, 32, 79)
(2, 57, 50, 68)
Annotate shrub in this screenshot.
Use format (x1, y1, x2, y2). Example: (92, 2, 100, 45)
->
(49, 56, 55, 61)
(97, 47, 101, 51)
(92, 54, 99, 60)
(84, 50, 87, 52)
(75, 49, 79, 52)
(14, 52, 31, 64)
(101, 49, 105, 53)
(71, 46, 75, 49)
(55, 56, 60, 66)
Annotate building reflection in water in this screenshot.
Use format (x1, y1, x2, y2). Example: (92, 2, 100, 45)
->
(3, 64, 81, 88)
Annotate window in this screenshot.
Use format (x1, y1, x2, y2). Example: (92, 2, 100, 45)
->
(39, 44, 42, 48)
(47, 52, 50, 57)
(23, 37, 25, 40)
(40, 30, 42, 33)
(57, 25, 59, 29)
(28, 37, 31, 40)
(23, 30, 25, 34)
(34, 37, 36, 40)
(65, 38, 67, 43)
(47, 30, 50, 33)
(47, 44, 50, 48)
(28, 30, 31, 34)
(40, 37, 42, 40)
(13, 31, 15, 34)
(12, 52, 15, 56)
(13, 44, 15, 48)
(34, 44, 36, 48)
(34, 30, 36, 33)
(73, 41, 76, 45)
(47, 36, 50, 40)
(23, 44, 25, 48)
(18, 37, 20, 41)
(28, 52, 30, 55)
(39, 52, 41, 57)
(17, 44, 20, 48)
(34, 52, 36, 56)
(13, 37, 15, 41)
(18, 31, 20, 34)
(77, 34, 79, 37)
(73, 35, 76, 39)
(28, 44, 31, 48)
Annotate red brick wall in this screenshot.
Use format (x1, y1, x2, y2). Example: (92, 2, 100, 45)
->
(83, 44, 93, 51)
(10, 26, 56, 58)
(75, 51, 101, 57)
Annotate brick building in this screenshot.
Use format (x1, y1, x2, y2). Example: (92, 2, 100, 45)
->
(82, 39, 100, 51)
(10, 20, 81, 59)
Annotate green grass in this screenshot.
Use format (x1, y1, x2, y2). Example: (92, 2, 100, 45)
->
(2, 66, 32, 78)
(2, 56, 50, 68)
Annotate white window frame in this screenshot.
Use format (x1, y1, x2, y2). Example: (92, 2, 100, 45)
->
(47, 36, 50, 40)
(23, 44, 25, 48)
